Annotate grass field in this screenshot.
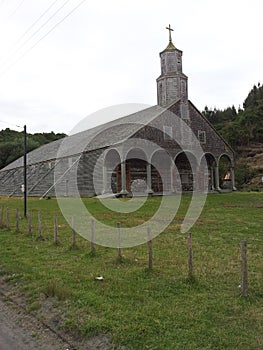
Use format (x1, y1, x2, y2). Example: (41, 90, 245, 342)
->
(0, 192, 262, 349)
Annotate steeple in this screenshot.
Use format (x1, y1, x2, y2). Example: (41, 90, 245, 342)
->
(165, 24, 176, 50)
(157, 25, 188, 106)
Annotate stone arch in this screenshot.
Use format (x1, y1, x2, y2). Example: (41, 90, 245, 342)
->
(174, 151, 198, 192)
(104, 148, 122, 193)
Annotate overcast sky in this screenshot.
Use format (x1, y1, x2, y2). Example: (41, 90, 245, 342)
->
(0, 0, 262, 134)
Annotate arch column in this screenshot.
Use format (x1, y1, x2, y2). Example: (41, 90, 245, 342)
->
(194, 165, 200, 192)
(210, 167, 215, 191)
(147, 163, 153, 195)
(230, 166, 237, 191)
(195, 165, 207, 193)
(120, 160, 128, 196)
(102, 165, 108, 194)
(170, 165, 174, 192)
(215, 165, 221, 191)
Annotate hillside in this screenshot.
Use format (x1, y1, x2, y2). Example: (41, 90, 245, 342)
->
(236, 143, 263, 187)
(0, 129, 66, 170)
(203, 83, 263, 189)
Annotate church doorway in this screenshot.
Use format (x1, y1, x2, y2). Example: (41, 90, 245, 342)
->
(125, 148, 148, 194)
(151, 150, 172, 193)
(174, 152, 197, 192)
(218, 154, 234, 190)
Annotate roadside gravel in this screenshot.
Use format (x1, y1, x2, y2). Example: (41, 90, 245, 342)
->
(0, 277, 114, 350)
(0, 294, 71, 350)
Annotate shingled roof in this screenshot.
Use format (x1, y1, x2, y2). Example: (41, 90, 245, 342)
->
(1, 104, 165, 171)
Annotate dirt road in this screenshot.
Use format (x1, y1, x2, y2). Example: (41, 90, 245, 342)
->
(0, 276, 113, 350)
(0, 295, 71, 350)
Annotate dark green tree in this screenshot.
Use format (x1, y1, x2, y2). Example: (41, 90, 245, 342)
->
(0, 128, 66, 169)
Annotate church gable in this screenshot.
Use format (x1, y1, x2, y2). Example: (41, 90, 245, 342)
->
(187, 101, 234, 158)
(129, 99, 233, 160)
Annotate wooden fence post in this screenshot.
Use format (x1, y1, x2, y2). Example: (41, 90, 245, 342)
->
(241, 240, 248, 296)
(90, 218, 95, 254)
(188, 232, 194, 278)
(72, 215, 76, 247)
(6, 207, 10, 229)
(147, 227, 153, 269)
(38, 211, 42, 240)
(15, 209, 19, 231)
(117, 222, 121, 258)
(54, 214, 58, 244)
(28, 210, 32, 236)
(0, 205, 4, 228)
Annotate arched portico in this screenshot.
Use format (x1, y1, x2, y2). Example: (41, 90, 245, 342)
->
(102, 147, 236, 196)
(151, 149, 173, 194)
(174, 151, 197, 192)
(218, 154, 236, 191)
(201, 153, 217, 191)
(103, 149, 122, 194)
(125, 148, 148, 194)
(103, 147, 155, 196)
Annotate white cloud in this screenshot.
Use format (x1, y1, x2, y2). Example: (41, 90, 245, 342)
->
(0, 0, 262, 133)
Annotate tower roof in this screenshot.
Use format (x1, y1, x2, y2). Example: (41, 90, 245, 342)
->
(164, 41, 176, 50)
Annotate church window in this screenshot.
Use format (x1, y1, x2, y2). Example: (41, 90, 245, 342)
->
(163, 125, 173, 140)
(161, 57, 165, 74)
(159, 83, 165, 105)
(181, 80, 186, 94)
(198, 130, 206, 144)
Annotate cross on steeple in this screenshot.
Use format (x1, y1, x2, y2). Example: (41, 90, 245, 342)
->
(166, 24, 174, 43)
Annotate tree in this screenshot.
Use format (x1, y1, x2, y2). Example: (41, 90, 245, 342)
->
(0, 128, 66, 169)
(203, 83, 263, 147)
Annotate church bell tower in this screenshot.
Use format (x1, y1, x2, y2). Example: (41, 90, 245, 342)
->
(157, 25, 188, 106)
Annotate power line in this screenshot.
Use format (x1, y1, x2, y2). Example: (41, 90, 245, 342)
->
(9, 0, 25, 18)
(11, 0, 60, 47)
(0, 0, 72, 67)
(0, 119, 23, 128)
(0, 0, 87, 77)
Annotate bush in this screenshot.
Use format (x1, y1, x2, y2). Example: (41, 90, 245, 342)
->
(235, 163, 257, 188)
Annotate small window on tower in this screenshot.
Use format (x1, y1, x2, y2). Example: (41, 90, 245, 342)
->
(163, 126, 173, 140)
(159, 83, 163, 105)
(161, 57, 165, 74)
(198, 130, 206, 144)
(181, 80, 186, 94)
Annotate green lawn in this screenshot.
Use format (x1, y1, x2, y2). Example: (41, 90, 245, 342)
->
(0, 193, 262, 349)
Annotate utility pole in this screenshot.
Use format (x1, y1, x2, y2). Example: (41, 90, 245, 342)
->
(23, 125, 27, 218)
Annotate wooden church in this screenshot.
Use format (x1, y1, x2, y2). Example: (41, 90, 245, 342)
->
(0, 26, 236, 198)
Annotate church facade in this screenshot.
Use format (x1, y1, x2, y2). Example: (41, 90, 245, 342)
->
(0, 28, 236, 198)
